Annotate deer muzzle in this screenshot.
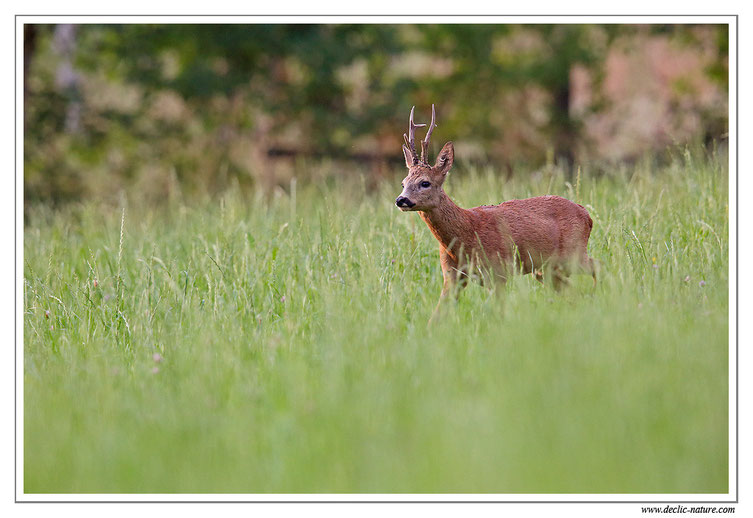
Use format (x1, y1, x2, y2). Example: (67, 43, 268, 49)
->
(395, 196, 416, 210)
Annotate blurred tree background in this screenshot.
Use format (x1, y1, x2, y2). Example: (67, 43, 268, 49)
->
(24, 23, 728, 206)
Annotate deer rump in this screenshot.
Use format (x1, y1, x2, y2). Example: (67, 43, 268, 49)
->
(450, 195, 594, 280)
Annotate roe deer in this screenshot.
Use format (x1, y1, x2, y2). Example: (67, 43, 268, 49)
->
(395, 105, 596, 319)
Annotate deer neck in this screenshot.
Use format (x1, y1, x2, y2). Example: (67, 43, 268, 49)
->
(419, 192, 472, 258)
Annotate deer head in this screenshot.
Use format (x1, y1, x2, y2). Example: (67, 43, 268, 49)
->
(395, 105, 455, 212)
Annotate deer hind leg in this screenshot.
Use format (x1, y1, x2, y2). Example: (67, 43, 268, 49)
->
(581, 255, 597, 288)
(552, 264, 571, 291)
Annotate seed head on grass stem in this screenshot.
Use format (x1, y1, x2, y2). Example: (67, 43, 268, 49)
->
(117, 207, 126, 294)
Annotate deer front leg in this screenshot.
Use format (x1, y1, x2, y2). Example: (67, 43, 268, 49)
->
(429, 248, 466, 324)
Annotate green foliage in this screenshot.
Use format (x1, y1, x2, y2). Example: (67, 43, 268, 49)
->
(24, 147, 728, 493)
(78, 24, 407, 146)
(24, 23, 729, 206)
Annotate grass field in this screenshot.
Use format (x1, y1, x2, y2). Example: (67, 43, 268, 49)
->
(23, 147, 729, 494)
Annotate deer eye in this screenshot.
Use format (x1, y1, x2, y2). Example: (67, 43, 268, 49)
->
(420, 181, 431, 188)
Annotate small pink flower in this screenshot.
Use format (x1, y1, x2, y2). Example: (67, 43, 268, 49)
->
(153, 353, 163, 363)
(684, 275, 691, 282)
(699, 280, 706, 287)
(151, 367, 160, 375)
(281, 295, 286, 303)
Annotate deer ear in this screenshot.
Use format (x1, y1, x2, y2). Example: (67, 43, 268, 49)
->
(402, 144, 414, 169)
(435, 141, 454, 176)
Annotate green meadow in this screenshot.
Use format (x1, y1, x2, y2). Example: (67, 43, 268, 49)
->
(23, 147, 729, 494)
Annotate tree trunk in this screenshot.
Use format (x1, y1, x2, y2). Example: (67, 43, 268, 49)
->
(552, 79, 575, 172)
(53, 24, 82, 134)
(23, 25, 37, 117)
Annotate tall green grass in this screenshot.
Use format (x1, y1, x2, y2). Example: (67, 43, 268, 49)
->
(24, 147, 729, 493)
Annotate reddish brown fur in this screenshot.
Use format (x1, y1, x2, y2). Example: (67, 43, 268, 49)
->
(418, 192, 595, 285)
(396, 123, 595, 317)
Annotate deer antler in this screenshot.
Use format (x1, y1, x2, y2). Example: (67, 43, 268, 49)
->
(420, 104, 437, 163)
(403, 106, 426, 165)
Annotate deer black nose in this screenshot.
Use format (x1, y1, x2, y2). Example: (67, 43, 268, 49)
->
(396, 196, 415, 208)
